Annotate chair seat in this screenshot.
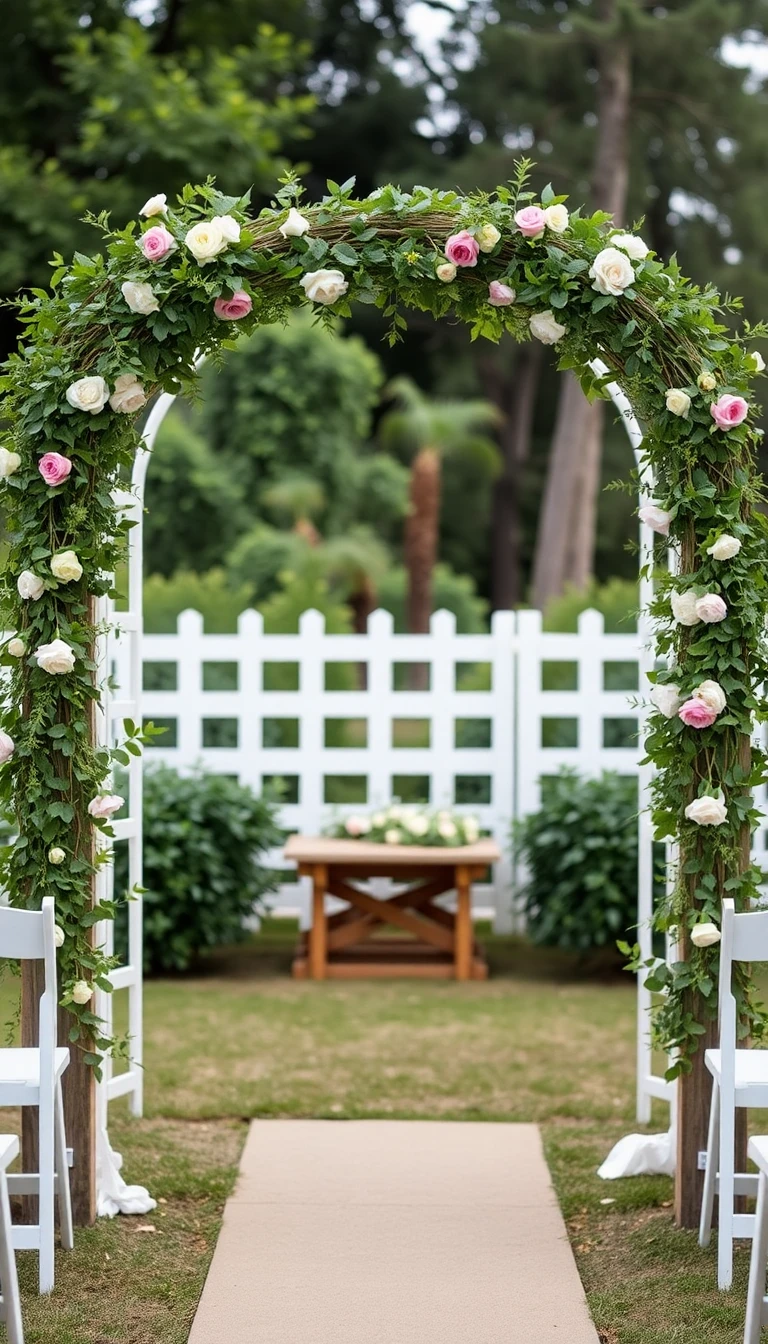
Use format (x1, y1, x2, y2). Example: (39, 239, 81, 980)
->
(748, 1136, 768, 1177)
(0, 1049, 69, 1086)
(0, 1136, 19, 1173)
(705, 1048, 768, 1088)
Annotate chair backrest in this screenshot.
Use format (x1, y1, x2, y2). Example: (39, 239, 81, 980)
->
(716, 899, 768, 1101)
(0, 899, 58, 1072)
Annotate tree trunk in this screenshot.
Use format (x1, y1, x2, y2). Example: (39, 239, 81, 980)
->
(405, 447, 441, 635)
(477, 344, 542, 610)
(530, 0, 631, 608)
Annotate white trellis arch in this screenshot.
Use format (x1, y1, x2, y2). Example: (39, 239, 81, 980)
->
(93, 351, 671, 1168)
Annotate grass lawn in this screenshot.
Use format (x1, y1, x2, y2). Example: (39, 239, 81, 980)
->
(7, 924, 756, 1343)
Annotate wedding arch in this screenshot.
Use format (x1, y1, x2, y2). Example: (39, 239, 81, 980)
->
(1, 164, 766, 1227)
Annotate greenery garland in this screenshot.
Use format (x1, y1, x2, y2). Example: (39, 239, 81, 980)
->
(0, 160, 765, 1071)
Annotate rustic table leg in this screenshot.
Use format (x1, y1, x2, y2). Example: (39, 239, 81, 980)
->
(455, 865, 471, 981)
(310, 863, 328, 980)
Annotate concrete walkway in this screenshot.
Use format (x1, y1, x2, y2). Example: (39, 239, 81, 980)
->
(189, 1120, 599, 1344)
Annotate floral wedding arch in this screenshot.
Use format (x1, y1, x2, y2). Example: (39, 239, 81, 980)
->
(1, 162, 766, 1219)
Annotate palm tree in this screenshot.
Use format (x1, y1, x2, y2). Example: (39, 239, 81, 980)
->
(378, 377, 501, 635)
(261, 474, 325, 547)
(322, 527, 391, 634)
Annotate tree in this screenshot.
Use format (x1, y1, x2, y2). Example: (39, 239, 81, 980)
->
(378, 378, 500, 635)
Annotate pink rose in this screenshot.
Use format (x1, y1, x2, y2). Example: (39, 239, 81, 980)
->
(488, 281, 516, 307)
(678, 697, 718, 730)
(213, 290, 253, 321)
(39, 453, 73, 487)
(515, 206, 546, 239)
(696, 593, 727, 624)
(444, 231, 480, 268)
(139, 226, 176, 262)
(710, 394, 749, 430)
(88, 794, 123, 820)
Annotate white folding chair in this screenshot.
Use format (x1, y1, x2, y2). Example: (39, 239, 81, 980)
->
(744, 1137, 768, 1343)
(0, 898, 73, 1293)
(0, 1135, 23, 1343)
(699, 898, 768, 1289)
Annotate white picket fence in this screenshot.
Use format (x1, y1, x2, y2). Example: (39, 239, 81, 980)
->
(110, 604, 648, 929)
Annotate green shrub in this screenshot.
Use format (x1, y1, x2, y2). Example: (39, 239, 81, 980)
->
(115, 766, 283, 973)
(542, 578, 638, 633)
(515, 769, 637, 952)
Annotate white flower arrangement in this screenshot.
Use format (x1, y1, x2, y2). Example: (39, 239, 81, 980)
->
(327, 805, 482, 847)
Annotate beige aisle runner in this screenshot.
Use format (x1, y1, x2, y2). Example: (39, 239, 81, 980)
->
(189, 1119, 599, 1344)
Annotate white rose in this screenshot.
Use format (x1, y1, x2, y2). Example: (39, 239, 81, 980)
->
(436, 262, 457, 283)
(384, 828, 401, 845)
(300, 269, 349, 306)
(88, 794, 123, 819)
(48, 848, 66, 866)
(408, 815, 429, 837)
(7, 638, 25, 657)
(694, 680, 727, 714)
(685, 794, 727, 827)
(71, 980, 93, 1005)
(0, 448, 21, 478)
(109, 374, 147, 415)
(50, 550, 83, 583)
(463, 816, 479, 843)
(638, 504, 671, 536)
(649, 683, 682, 718)
(54, 925, 65, 947)
(611, 233, 649, 261)
(65, 376, 109, 415)
(666, 388, 691, 417)
(279, 207, 311, 238)
(35, 639, 76, 675)
(589, 246, 635, 296)
(750, 351, 765, 373)
(216, 215, 241, 244)
(476, 223, 501, 252)
(698, 371, 717, 392)
(707, 533, 741, 561)
(184, 218, 229, 264)
(140, 193, 167, 218)
(0, 732, 14, 764)
(690, 922, 721, 948)
(543, 204, 569, 234)
(371, 812, 385, 827)
(529, 310, 567, 345)
(438, 820, 457, 840)
(17, 571, 45, 601)
(671, 590, 700, 626)
(121, 281, 160, 315)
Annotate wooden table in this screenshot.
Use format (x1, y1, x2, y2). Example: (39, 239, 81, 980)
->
(284, 836, 500, 981)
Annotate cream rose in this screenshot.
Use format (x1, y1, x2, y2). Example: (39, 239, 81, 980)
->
(88, 794, 123, 819)
(438, 820, 457, 840)
(698, 371, 717, 392)
(65, 376, 109, 415)
(707, 533, 741, 560)
(279, 207, 310, 239)
(611, 233, 649, 261)
(543, 204, 569, 233)
(71, 981, 93, 1005)
(638, 504, 671, 536)
(121, 281, 160, 315)
(475, 223, 501, 252)
(685, 794, 727, 826)
(300, 269, 349, 305)
(17, 571, 45, 601)
(671, 589, 700, 626)
(463, 816, 480, 842)
(589, 246, 635, 296)
(649, 683, 682, 718)
(694, 680, 727, 715)
(0, 448, 21, 478)
(54, 925, 65, 947)
(408, 815, 429, 837)
(690, 922, 721, 948)
(184, 218, 229, 264)
(529, 310, 567, 345)
(48, 847, 66, 866)
(7, 638, 25, 658)
(109, 374, 147, 415)
(384, 828, 401, 845)
(216, 215, 240, 244)
(140, 193, 167, 218)
(436, 262, 457, 283)
(50, 550, 83, 583)
(35, 638, 76, 674)
(665, 388, 691, 417)
(750, 351, 766, 373)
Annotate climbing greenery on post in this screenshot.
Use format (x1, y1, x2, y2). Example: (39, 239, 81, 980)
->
(0, 159, 766, 1070)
